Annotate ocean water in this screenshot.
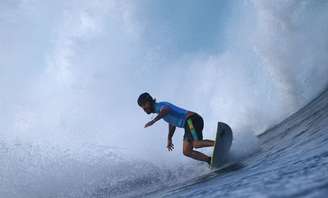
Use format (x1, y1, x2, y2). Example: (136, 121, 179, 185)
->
(1, 1, 328, 198)
(2, 87, 326, 198)
(145, 87, 328, 198)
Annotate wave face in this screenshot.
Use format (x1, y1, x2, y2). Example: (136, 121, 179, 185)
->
(0, 0, 328, 197)
(1, 89, 327, 198)
(148, 87, 328, 197)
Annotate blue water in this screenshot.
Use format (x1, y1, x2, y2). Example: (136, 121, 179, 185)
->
(1, 1, 328, 197)
(140, 87, 328, 198)
(2, 88, 327, 198)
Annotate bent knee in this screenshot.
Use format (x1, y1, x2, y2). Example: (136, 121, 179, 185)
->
(183, 148, 192, 156)
(183, 140, 193, 156)
(183, 149, 191, 156)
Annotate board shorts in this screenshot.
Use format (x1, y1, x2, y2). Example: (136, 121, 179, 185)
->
(184, 113, 204, 142)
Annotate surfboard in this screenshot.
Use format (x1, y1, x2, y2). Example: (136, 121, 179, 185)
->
(210, 122, 233, 169)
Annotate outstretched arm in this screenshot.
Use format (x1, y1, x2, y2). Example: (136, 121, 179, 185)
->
(144, 107, 170, 128)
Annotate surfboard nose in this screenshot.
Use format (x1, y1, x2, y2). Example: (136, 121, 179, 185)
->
(217, 122, 233, 140)
(211, 122, 234, 168)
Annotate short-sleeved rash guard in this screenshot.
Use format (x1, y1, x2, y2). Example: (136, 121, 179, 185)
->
(154, 102, 189, 128)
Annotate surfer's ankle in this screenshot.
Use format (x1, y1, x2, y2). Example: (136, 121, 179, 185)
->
(207, 157, 211, 165)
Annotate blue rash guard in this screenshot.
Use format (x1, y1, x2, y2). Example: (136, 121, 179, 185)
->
(154, 101, 190, 128)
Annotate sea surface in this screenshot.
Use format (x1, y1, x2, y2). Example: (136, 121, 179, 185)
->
(144, 87, 328, 198)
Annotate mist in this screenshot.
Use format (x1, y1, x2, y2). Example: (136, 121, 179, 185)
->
(0, 0, 327, 197)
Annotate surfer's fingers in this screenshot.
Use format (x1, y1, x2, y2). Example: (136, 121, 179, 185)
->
(167, 144, 174, 151)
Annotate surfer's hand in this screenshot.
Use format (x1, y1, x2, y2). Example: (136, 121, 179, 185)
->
(144, 120, 155, 128)
(167, 139, 174, 151)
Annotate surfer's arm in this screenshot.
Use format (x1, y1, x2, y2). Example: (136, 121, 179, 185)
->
(150, 107, 170, 124)
(168, 124, 176, 140)
(144, 106, 170, 128)
(167, 124, 175, 151)
(154, 106, 170, 122)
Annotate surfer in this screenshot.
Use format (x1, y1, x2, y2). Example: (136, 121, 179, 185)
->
(138, 92, 215, 165)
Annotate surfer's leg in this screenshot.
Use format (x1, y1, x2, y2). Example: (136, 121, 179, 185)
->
(192, 139, 215, 148)
(183, 140, 211, 163)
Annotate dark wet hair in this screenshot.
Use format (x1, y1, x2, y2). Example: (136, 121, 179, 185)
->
(137, 92, 156, 106)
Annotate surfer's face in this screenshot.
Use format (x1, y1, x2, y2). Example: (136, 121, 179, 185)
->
(141, 101, 153, 114)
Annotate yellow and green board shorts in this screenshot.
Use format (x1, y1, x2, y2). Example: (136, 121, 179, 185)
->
(184, 113, 204, 141)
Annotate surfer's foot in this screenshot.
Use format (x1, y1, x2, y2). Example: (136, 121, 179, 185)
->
(207, 157, 211, 165)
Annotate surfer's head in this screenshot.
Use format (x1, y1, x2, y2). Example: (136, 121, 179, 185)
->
(138, 92, 156, 114)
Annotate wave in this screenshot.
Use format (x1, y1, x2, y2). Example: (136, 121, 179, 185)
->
(0, 142, 209, 198)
